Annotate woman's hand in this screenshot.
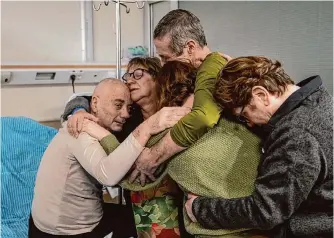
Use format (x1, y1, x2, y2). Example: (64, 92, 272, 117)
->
(67, 109, 99, 137)
(132, 106, 190, 148)
(146, 106, 191, 135)
(185, 193, 199, 222)
(81, 119, 111, 141)
(218, 52, 233, 62)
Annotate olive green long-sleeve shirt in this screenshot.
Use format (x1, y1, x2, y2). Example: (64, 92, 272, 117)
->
(170, 52, 227, 147)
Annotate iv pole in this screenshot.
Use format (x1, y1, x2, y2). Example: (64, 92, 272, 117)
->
(93, 0, 145, 80)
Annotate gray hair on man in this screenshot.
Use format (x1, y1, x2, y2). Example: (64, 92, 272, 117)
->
(153, 9, 207, 56)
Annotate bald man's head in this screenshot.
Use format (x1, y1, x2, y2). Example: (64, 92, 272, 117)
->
(91, 78, 132, 132)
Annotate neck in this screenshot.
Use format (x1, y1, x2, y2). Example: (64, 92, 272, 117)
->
(272, 84, 301, 114)
(281, 84, 300, 102)
(136, 94, 159, 120)
(197, 46, 211, 63)
(140, 102, 158, 120)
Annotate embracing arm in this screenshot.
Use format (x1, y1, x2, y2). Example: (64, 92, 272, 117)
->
(62, 96, 91, 121)
(74, 106, 190, 185)
(191, 128, 322, 230)
(71, 121, 153, 186)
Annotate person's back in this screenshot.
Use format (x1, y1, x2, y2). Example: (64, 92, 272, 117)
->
(268, 79, 333, 214)
(32, 123, 103, 235)
(207, 57, 332, 237)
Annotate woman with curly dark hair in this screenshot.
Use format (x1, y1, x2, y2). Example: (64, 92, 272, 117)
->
(157, 60, 197, 109)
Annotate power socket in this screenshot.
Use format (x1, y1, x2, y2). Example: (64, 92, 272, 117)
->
(1, 71, 12, 84)
(70, 70, 83, 81)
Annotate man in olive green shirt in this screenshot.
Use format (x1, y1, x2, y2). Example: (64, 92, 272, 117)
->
(128, 9, 229, 184)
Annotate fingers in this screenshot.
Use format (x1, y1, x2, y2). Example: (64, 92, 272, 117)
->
(163, 119, 180, 129)
(171, 113, 188, 121)
(86, 113, 99, 123)
(174, 107, 191, 116)
(76, 116, 84, 138)
(187, 193, 197, 199)
(154, 107, 191, 131)
(218, 52, 233, 62)
(129, 169, 140, 184)
(140, 173, 147, 187)
(146, 173, 156, 182)
(161, 106, 191, 113)
(67, 117, 77, 137)
(163, 114, 188, 128)
(161, 107, 190, 118)
(71, 112, 97, 138)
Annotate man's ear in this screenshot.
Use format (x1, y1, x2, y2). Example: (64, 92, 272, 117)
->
(251, 86, 270, 106)
(185, 40, 196, 56)
(91, 96, 98, 113)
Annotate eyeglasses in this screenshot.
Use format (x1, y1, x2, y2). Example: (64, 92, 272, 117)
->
(122, 68, 150, 82)
(237, 106, 249, 124)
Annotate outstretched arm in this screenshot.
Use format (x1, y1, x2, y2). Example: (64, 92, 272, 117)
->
(186, 128, 322, 231)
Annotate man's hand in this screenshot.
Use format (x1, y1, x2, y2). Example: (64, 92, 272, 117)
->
(185, 193, 199, 223)
(67, 109, 98, 137)
(218, 52, 233, 62)
(130, 131, 186, 186)
(129, 147, 158, 186)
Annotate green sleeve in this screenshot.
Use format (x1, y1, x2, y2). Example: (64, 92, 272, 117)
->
(100, 134, 120, 155)
(170, 52, 227, 147)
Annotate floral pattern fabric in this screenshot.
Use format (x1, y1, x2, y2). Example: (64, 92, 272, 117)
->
(131, 175, 180, 238)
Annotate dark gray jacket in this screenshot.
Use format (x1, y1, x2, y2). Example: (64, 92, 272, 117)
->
(193, 76, 333, 237)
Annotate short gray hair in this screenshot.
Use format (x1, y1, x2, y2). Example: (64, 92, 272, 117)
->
(153, 9, 207, 56)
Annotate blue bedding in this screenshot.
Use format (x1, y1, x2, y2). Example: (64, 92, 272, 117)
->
(1, 117, 57, 238)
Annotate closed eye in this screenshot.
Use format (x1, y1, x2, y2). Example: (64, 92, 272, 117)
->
(115, 103, 123, 109)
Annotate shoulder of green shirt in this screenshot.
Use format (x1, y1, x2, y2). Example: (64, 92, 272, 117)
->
(195, 52, 228, 89)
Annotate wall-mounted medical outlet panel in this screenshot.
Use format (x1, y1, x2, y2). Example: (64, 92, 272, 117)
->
(1, 68, 127, 86)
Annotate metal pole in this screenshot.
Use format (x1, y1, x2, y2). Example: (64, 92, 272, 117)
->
(85, 1, 95, 62)
(149, 3, 154, 57)
(80, 0, 87, 61)
(115, 0, 121, 79)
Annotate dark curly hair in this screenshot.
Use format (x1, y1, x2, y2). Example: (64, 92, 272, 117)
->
(157, 60, 197, 109)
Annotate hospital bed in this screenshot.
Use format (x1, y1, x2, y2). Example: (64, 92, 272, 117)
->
(1, 117, 58, 238)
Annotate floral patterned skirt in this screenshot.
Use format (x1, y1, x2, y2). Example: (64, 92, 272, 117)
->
(131, 175, 181, 238)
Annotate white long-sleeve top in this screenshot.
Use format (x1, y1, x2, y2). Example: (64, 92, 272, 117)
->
(32, 122, 143, 235)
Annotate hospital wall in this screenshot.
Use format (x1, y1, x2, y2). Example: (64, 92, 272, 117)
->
(180, 1, 333, 94)
(1, 1, 145, 122)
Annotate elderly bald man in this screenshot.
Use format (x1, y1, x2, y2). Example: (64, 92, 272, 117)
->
(29, 78, 188, 238)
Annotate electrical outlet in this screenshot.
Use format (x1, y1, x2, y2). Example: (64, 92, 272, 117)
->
(1, 71, 12, 84)
(70, 70, 83, 80)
